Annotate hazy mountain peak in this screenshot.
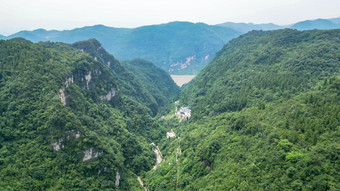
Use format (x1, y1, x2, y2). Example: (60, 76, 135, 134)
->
(292, 18, 340, 30)
(4, 18, 340, 74)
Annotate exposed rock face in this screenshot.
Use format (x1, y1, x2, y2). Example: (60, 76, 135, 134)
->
(100, 88, 116, 101)
(75, 132, 80, 139)
(107, 61, 110, 67)
(115, 172, 120, 187)
(94, 69, 101, 75)
(52, 139, 64, 151)
(166, 129, 176, 138)
(59, 76, 74, 105)
(59, 88, 66, 105)
(65, 76, 74, 88)
(65, 130, 81, 140)
(82, 147, 101, 162)
(85, 71, 92, 89)
(151, 142, 163, 170)
(138, 176, 149, 191)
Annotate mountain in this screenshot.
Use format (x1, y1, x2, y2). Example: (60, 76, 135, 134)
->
(180, 29, 340, 119)
(217, 22, 283, 33)
(122, 59, 180, 110)
(143, 29, 340, 190)
(3, 18, 340, 75)
(5, 22, 241, 75)
(217, 17, 340, 33)
(330, 17, 340, 24)
(292, 18, 340, 30)
(68, 39, 180, 116)
(0, 38, 176, 190)
(145, 78, 340, 190)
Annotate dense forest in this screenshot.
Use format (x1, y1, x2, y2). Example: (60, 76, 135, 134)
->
(0, 28, 339, 191)
(143, 29, 340, 190)
(0, 38, 178, 190)
(145, 78, 340, 190)
(70, 39, 180, 116)
(180, 29, 340, 119)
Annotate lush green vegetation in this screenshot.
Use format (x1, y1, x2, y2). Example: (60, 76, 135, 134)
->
(144, 77, 340, 190)
(122, 59, 180, 111)
(180, 29, 340, 119)
(142, 29, 340, 190)
(1, 19, 340, 74)
(2, 22, 241, 74)
(70, 39, 180, 116)
(0, 38, 175, 190)
(1, 28, 339, 191)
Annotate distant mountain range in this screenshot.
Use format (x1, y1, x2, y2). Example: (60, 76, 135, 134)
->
(291, 18, 340, 30)
(0, 22, 240, 74)
(1, 17, 339, 74)
(217, 17, 340, 32)
(216, 22, 283, 33)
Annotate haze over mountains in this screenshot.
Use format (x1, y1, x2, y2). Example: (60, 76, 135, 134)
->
(1, 18, 339, 190)
(0, 22, 241, 75)
(1, 17, 339, 75)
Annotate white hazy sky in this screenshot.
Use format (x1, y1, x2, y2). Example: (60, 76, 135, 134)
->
(0, 0, 339, 35)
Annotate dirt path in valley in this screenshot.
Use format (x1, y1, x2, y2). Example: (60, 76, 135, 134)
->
(138, 176, 148, 191)
(151, 142, 163, 170)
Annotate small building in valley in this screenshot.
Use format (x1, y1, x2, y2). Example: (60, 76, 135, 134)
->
(176, 107, 191, 120)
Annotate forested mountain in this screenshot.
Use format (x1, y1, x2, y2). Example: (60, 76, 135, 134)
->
(217, 17, 340, 33)
(69, 39, 180, 116)
(1, 23, 340, 191)
(122, 59, 180, 111)
(292, 19, 340, 30)
(180, 29, 340, 119)
(216, 22, 283, 33)
(330, 17, 340, 24)
(0, 38, 176, 190)
(143, 29, 340, 190)
(0, 22, 241, 74)
(1, 18, 339, 75)
(145, 77, 340, 190)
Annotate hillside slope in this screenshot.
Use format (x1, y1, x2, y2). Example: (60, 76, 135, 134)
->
(122, 59, 180, 109)
(216, 22, 283, 33)
(217, 17, 340, 32)
(0, 39, 172, 190)
(180, 29, 340, 119)
(68, 39, 180, 116)
(292, 19, 340, 30)
(145, 78, 340, 190)
(4, 22, 241, 74)
(143, 29, 340, 191)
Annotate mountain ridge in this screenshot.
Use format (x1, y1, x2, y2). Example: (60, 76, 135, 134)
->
(180, 29, 340, 119)
(143, 28, 340, 190)
(0, 22, 241, 75)
(0, 38, 179, 190)
(1, 18, 339, 75)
